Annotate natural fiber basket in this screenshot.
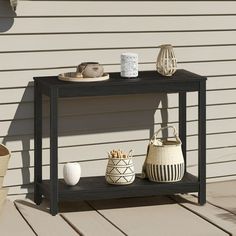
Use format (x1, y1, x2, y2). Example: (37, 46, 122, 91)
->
(156, 44, 177, 76)
(0, 188, 8, 211)
(105, 150, 135, 185)
(0, 144, 11, 188)
(142, 126, 185, 182)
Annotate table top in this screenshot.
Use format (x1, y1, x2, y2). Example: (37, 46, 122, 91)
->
(34, 70, 207, 97)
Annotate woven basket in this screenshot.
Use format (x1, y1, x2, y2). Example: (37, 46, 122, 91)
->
(105, 151, 135, 185)
(0, 144, 11, 188)
(156, 44, 177, 76)
(142, 126, 185, 182)
(0, 188, 8, 211)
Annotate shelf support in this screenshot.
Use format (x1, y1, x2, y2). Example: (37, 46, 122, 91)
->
(34, 82, 43, 205)
(198, 81, 206, 205)
(50, 88, 59, 215)
(179, 92, 187, 173)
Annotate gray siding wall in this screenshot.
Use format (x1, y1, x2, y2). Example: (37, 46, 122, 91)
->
(0, 1, 236, 198)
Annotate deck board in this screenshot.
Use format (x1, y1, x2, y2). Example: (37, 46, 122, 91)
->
(3, 180, 236, 235)
(206, 180, 236, 214)
(61, 201, 124, 236)
(15, 199, 79, 236)
(89, 196, 228, 236)
(0, 200, 34, 236)
(173, 194, 235, 236)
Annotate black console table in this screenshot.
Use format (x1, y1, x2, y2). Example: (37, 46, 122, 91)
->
(34, 70, 207, 215)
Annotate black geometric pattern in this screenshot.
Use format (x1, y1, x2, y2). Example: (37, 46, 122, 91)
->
(105, 158, 135, 185)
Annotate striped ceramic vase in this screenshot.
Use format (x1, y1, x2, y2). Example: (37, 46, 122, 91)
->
(144, 126, 185, 182)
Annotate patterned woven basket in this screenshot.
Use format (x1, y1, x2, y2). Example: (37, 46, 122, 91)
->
(142, 126, 185, 182)
(105, 151, 135, 185)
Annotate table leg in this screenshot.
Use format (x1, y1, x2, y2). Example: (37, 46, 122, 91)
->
(198, 81, 206, 205)
(34, 82, 43, 205)
(50, 88, 59, 215)
(179, 92, 187, 173)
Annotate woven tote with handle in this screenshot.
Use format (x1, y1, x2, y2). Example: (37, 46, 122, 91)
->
(142, 126, 185, 182)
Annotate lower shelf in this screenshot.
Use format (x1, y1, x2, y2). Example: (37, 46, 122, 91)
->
(38, 172, 199, 201)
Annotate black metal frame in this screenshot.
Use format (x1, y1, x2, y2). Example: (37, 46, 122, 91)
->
(34, 70, 206, 215)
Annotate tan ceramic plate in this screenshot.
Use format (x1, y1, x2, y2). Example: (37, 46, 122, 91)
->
(58, 72, 109, 82)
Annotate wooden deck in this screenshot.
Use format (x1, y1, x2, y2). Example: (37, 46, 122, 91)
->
(0, 180, 235, 236)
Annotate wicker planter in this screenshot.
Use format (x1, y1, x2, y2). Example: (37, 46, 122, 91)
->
(142, 126, 185, 182)
(0, 144, 11, 188)
(105, 150, 135, 185)
(156, 44, 177, 76)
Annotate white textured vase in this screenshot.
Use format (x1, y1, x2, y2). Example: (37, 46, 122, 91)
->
(63, 163, 81, 186)
(120, 53, 138, 78)
(156, 44, 177, 76)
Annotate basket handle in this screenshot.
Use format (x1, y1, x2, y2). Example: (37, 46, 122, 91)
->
(151, 125, 181, 144)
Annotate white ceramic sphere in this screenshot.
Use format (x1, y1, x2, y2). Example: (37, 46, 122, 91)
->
(63, 163, 81, 186)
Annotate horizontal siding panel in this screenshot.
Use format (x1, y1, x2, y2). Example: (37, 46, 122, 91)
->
(0, 94, 161, 119)
(8, 143, 236, 170)
(0, 87, 33, 104)
(0, 94, 164, 120)
(176, 61, 236, 76)
(205, 89, 236, 106)
(1, 16, 236, 34)
(7, 185, 32, 196)
(1, 31, 236, 52)
(1, 118, 236, 154)
(205, 119, 236, 134)
(0, 109, 157, 136)
(7, 1, 236, 17)
(0, 69, 74, 88)
(196, 104, 236, 120)
(189, 161, 236, 179)
(207, 76, 236, 90)
(2, 101, 236, 122)
(0, 118, 229, 152)
(187, 147, 236, 166)
(1, 120, 235, 151)
(1, 103, 236, 138)
(0, 46, 236, 70)
(0, 103, 33, 120)
(188, 133, 236, 151)
(7, 142, 147, 169)
(1, 131, 150, 153)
